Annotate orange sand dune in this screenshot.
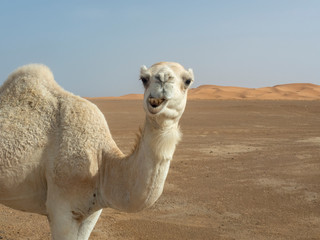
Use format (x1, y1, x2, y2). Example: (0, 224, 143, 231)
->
(87, 83, 320, 100)
(187, 83, 320, 100)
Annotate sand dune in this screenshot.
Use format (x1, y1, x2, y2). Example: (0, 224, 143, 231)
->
(188, 83, 320, 100)
(87, 83, 320, 100)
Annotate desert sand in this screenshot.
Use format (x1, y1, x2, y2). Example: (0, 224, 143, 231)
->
(187, 83, 320, 100)
(0, 84, 320, 239)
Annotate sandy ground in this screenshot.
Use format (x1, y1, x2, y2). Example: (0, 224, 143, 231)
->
(0, 99, 320, 240)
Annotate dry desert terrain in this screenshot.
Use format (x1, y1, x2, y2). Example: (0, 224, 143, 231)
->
(0, 84, 320, 239)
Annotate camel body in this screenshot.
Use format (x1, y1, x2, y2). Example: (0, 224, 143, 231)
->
(0, 62, 193, 239)
(0, 65, 115, 213)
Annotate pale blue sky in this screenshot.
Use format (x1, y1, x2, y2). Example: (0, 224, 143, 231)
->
(0, 0, 319, 97)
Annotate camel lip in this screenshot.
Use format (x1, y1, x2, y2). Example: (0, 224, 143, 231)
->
(146, 96, 168, 114)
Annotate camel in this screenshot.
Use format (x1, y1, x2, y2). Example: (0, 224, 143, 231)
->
(0, 62, 194, 239)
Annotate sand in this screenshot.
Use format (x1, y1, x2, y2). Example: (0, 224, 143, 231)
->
(1, 84, 320, 239)
(187, 83, 320, 100)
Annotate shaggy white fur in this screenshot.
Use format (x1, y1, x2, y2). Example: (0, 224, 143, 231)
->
(0, 62, 193, 240)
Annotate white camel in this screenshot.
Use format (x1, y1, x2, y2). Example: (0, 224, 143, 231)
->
(0, 62, 194, 239)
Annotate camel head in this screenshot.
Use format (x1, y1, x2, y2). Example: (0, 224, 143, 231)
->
(140, 62, 194, 125)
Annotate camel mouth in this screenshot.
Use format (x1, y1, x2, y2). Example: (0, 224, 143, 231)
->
(149, 97, 165, 108)
(147, 96, 167, 114)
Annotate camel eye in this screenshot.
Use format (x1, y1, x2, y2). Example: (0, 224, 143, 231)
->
(140, 76, 149, 87)
(184, 79, 192, 86)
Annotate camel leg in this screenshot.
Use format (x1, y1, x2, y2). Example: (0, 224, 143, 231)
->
(77, 209, 102, 240)
(47, 206, 80, 239)
(46, 187, 80, 240)
(46, 200, 80, 240)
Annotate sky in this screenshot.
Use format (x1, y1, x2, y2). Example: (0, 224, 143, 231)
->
(0, 0, 319, 97)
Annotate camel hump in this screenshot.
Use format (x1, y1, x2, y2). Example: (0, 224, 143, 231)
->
(0, 64, 62, 169)
(1, 64, 62, 95)
(0, 64, 66, 108)
(8, 64, 54, 81)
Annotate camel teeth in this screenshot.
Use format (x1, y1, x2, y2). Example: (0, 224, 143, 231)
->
(148, 98, 165, 107)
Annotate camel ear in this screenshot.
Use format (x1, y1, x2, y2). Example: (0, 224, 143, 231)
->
(140, 65, 150, 87)
(140, 65, 148, 75)
(187, 68, 194, 80)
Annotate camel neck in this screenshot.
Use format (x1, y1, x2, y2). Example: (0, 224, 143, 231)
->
(100, 115, 181, 212)
(142, 117, 181, 163)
